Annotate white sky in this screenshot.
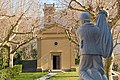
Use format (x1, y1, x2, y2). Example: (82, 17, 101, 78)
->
(42, 0, 57, 4)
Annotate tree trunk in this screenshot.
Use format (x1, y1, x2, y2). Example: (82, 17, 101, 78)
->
(104, 54, 114, 80)
(9, 54, 14, 67)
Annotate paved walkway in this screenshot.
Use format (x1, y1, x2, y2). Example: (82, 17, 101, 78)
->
(37, 73, 57, 80)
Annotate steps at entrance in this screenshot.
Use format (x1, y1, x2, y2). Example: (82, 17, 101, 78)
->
(50, 70, 64, 73)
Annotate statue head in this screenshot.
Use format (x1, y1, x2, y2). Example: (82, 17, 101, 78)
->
(79, 12, 91, 23)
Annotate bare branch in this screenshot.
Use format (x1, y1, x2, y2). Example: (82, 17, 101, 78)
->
(69, 0, 85, 11)
(0, 14, 15, 18)
(69, 5, 86, 12)
(112, 25, 117, 36)
(113, 31, 120, 49)
(10, 37, 35, 55)
(1, 13, 24, 46)
(8, 41, 19, 44)
(12, 31, 33, 35)
(68, 0, 95, 16)
(65, 29, 79, 46)
(110, 15, 120, 27)
(109, 0, 120, 27)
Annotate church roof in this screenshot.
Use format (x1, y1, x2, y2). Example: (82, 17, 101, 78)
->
(38, 23, 68, 34)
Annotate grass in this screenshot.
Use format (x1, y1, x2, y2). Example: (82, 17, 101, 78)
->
(48, 66, 79, 80)
(48, 72, 79, 80)
(11, 72, 47, 80)
(9, 55, 120, 80)
(10, 66, 79, 80)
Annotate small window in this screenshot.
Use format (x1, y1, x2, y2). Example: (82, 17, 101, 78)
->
(54, 42, 58, 45)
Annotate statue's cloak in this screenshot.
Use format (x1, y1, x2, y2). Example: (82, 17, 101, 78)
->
(96, 10, 113, 58)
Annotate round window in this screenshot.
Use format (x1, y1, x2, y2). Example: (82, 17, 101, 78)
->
(54, 42, 58, 45)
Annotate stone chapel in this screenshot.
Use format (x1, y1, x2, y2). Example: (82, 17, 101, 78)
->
(37, 3, 76, 71)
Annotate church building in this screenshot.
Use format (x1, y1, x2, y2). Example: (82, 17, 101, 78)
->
(37, 3, 76, 71)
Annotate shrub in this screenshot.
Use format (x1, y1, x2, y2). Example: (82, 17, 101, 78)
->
(75, 58, 80, 65)
(0, 68, 11, 80)
(12, 65, 22, 76)
(75, 56, 80, 65)
(0, 65, 22, 80)
(0, 46, 9, 69)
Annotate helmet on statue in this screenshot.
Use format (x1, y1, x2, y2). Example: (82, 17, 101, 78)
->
(79, 12, 91, 21)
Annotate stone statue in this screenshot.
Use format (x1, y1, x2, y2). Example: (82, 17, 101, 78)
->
(76, 10, 113, 80)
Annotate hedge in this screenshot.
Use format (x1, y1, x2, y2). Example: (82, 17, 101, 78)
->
(0, 65, 22, 80)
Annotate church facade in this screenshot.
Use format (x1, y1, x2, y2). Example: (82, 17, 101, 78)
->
(37, 3, 76, 71)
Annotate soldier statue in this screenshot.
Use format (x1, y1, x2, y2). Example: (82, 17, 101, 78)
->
(76, 10, 113, 80)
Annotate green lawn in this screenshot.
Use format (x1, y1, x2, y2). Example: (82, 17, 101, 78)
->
(11, 72, 47, 80)
(11, 66, 79, 80)
(48, 71, 79, 80)
(49, 66, 79, 80)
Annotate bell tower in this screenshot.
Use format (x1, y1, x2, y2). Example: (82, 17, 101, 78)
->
(44, 3, 55, 27)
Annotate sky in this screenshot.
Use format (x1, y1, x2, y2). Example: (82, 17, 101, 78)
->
(41, 0, 57, 4)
